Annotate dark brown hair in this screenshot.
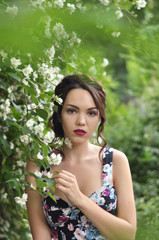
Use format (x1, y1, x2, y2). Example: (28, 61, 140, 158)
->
(49, 73, 107, 154)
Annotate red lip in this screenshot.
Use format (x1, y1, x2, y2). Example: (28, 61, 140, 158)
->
(74, 129, 86, 136)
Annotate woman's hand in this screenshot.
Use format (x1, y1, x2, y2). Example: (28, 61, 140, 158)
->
(53, 170, 84, 207)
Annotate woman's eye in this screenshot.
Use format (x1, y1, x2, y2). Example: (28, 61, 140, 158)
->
(88, 111, 97, 117)
(67, 109, 76, 114)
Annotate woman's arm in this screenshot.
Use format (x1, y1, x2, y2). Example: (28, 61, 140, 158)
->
(54, 149, 136, 240)
(25, 161, 52, 240)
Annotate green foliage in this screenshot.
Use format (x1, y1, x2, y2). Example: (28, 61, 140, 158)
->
(0, 0, 159, 239)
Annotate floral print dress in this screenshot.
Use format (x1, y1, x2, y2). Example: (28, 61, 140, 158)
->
(42, 147, 117, 240)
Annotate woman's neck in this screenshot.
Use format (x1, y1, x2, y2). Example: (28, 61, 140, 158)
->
(63, 141, 96, 163)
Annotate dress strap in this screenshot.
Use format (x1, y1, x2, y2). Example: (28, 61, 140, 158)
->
(103, 147, 113, 165)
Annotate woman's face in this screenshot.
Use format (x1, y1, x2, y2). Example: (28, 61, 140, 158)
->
(61, 88, 100, 145)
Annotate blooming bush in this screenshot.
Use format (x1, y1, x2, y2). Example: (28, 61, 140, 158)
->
(0, 0, 148, 239)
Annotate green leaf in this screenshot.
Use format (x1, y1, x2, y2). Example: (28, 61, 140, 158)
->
(42, 177, 55, 186)
(10, 106, 22, 120)
(36, 109, 48, 120)
(45, 91, 55, 96)
(35, 178, 46, 188)
(6, 178, 20, 189)
(53, 104, 58, 112)
(33, 142, 40, 155)
(48, 185, 55, 193)
(31, 95, 38, 105)
(7, 120, 21, 129)
(7, 72, 21, 82)
(45, 191, 56, 203)
(66, 63, 76, 72)
(42, 144, 49, 157)
(22, 126, 31, 135)
(24, 85, 37, 96)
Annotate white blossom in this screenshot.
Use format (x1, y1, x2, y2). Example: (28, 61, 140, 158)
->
(3, 135, 7, 140)
(33, 71, 38, 80)
(45, 27, 51, 38)
(10, 142, 14, 149)
(10, 57, 21, 68)
(22, 79, 29, 85)
(20, 135, 32, 145)
(49, 153, 62, 165)
(52, 23, 69, 40)
(45, 45, 55, 62)
(38, 116, 44, 122)
(34, 170, 42, 178)
(0, 50, 7, 60)
(89, 66, 97, 75)
(30, 183, 36, 190)
(47, 171, 53, 178)
(34, 123, 45, 137)
(101, 58, 109, 67)
(28, 103, 36, 110)
(115, 9, 123, 19)
(136, 0, 147, 10)
(16, 147, 23, 158)
(64, 138, 72, 148)
(76, 3, 86, 12)
(0, 99, 11, 120)
(36, 87, 40, 97)
(37, 152, 43, 160)
(69, 32, 81, 46)
(89, 57, 96, 64)
(54, 95, 63, 104)
(5, 99, 10, 107)
(54, 0, 66, 8)
(38, 63, 57, 81)
(38, 103, 44, 109)
(58, 97, 63, 104)
(8, 86, 14, 93)
(112, 32, 120, 37)
(26, 119, 35, 129)
(47, 2, 52, 7)
(1, 192, 8, 199)
(30, 0, 45, 7)
(99, 0, 110, 6)
(67, 3, 76, 14)
(49, 102, 54, 110)
(103, 71, 107, 76)
(5, 5, 18, 17)
(22, 64, 33, 77)
(15, 193, 28, 207)
(17, 160, 26, 167)
(43, 131, 55, 144)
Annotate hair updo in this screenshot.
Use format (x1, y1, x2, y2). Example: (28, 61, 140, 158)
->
(49, 73, 107, 152)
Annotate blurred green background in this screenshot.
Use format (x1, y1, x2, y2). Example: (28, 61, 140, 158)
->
(0, 0, 159, 239)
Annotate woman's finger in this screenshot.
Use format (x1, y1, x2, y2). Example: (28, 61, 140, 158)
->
(53, 171, 75, 183)
(55, 177, 72, 188)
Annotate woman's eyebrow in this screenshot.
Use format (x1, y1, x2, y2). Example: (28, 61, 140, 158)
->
(66, 104, 97, 110)
(88, 107, 98, 110)
(66, 104, 79, 109)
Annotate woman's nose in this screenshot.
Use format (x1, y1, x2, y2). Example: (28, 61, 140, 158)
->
(76, 113, 86, 126)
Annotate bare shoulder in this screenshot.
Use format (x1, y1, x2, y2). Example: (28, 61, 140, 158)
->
(112, 148, 129, 166)
(112, 148, 132, 186)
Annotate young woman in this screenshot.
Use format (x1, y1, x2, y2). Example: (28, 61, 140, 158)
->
(26, 74, 136, 240)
